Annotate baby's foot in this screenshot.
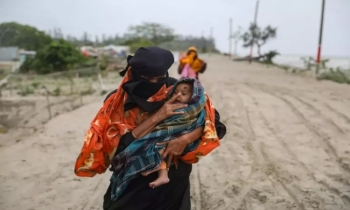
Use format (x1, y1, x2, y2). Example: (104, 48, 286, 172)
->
(141, 167, 160, 176)
(149, 176, 170, 188)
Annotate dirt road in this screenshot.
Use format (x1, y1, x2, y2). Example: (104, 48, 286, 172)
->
(1, 55, 350, 210)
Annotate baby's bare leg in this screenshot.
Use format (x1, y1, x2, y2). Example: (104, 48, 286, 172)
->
(141, 149, 165, 177)
(141, 166, 161, 176)
(149, 169, 170, 188)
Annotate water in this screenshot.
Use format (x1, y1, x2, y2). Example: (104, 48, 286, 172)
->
(273, 55, 350, 70)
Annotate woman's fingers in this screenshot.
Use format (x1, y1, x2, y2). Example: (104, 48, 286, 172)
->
(156, 142, 167, 146)
(168, 104, 187, 116)
(166, 154, 173, 170)
(171, 111, 185, 116)
(162, 147, 169, 159)
(167, 93, 181, 103)
(171, 104, 187, 111)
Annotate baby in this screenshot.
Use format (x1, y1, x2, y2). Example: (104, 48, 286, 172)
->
(111, 77, 206, 197)
(141, 81, 194, 188)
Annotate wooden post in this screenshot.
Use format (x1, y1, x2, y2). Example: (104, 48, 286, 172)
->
(229, 18, 232, 59)
(69, 72, 74, 95)
(98, 72, 105, 91)
(315, 0, 326, 75)
(43, 86, 52, 120)
(22, 75, 27, 95)
(9, 79, 13, 96)
(76, 72, 83, 105)
(0, 87, 2, 111)
(249, 0, 260, 63)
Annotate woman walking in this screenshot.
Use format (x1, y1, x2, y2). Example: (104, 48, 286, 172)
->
(178, 46, 207, 80)
(74, 46, 226, 210)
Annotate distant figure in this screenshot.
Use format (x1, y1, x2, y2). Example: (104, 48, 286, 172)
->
(178, 47, 207, 80)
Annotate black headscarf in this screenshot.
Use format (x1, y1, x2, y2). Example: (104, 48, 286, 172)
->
(120, 47, 177, 113)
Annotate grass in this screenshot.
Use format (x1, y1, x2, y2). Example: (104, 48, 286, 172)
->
(17, 85, 35, 96)
(100, 90, 108, 95)
(317, 69, 350, 84)
(80, 87, 95, 96)
(52, 86, 61, 96)
(272, 59, 350, 85)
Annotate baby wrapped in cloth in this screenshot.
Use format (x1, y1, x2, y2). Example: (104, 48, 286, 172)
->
(110, 77, 206, 201)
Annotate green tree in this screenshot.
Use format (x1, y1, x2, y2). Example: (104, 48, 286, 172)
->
(0, 22, 52, 50)
(19, 57, 38, 73)
(127, 22, 175, 45)
(21, 39, 85, 74)
(242, 23, 277, 56)
(123, 38, 155, 52)
(159, 36, 217, 52)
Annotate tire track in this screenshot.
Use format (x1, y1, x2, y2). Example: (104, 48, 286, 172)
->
(281, 93, 350, 173)
(324, 103, 350, 125)
(237, 87, 312, 209)
(261, 110, 349, 201)
(271, 85, 350, 127)
(279, 91, 345, 134)
(248, 83, 350, 177)
(260, 143, 306, 210)
(220, 87, 263, 210)
(274, 94, 348, 172)
(281, 93, 350, 175)
(227, 86, 305, 210)
(241, 88, 315, 177)
(191, 164, 202, 210)
(201, 57, 350, 209)
(199, 88, 249, 210)
(196, 83, 250, 210)
(245, 83, 348, 173)
(254, 93, 349, 206)
(81, 177, 104, 210)
(241, 84, 350, 207)
(202, 87, 258, 210)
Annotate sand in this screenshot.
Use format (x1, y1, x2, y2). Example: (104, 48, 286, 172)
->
(1, 55, 350, 210)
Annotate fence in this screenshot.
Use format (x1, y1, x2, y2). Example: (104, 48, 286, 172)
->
(0, 67, 121, 131)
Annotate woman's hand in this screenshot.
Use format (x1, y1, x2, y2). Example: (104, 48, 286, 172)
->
(152, 93, 187, 123)
(131, 93, 188, 139)
(157, 136, 189, 169)
(156, 126, 203, 169)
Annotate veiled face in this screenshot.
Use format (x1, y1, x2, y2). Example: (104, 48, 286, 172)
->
(140, 74, 167, 83)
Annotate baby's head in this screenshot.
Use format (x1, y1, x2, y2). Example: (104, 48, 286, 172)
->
(172, 81, 193, 104)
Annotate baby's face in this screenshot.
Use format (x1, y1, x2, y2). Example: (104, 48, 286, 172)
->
(173, 83, 193, 104)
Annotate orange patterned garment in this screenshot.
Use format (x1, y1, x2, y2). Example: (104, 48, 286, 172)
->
(74, 69, 220, 177)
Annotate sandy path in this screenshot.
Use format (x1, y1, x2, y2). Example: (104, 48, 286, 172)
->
(0, 100, 110, 210)
(1, 55, 350, 210)
(191, 56, 350, 210)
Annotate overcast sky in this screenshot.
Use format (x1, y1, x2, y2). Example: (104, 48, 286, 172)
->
(1, 0, 349, 57)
